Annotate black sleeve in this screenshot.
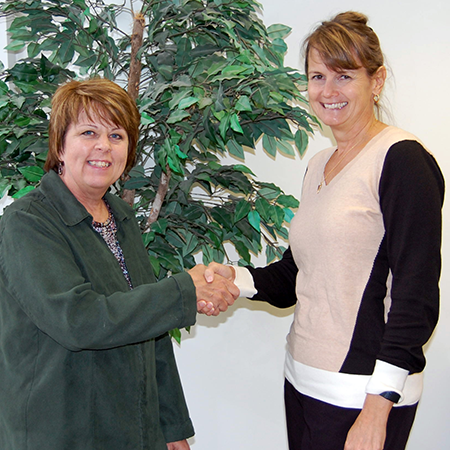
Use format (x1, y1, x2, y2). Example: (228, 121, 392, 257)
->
(378, 140, 444, 373)
(246, 247, 298, 308)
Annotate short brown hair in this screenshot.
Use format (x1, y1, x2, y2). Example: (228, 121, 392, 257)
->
(304, 11, 384, 77)
(45, 78, 141, 174)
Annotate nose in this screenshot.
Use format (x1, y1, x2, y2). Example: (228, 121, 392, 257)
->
(95, 132, 111, 152)
(322, 79, 338, 98)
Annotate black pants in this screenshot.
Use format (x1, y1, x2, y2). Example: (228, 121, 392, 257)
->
(284, 379, 417, 450)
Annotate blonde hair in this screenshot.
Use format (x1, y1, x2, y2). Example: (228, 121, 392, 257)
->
(45, 78, 141, 175)
(304, 11, 384, 76)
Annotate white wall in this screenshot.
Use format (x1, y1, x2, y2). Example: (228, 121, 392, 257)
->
(2, 1, 449, 448)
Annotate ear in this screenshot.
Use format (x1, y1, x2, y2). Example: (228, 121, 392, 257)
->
(372, 66, 387, 96)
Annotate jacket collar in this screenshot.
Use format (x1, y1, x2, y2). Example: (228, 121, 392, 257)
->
(39, 170, 131, 227)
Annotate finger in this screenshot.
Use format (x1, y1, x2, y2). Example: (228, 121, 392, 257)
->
(197, 300, 206, 310)
(224, 279, 240, 301)
(197, 300, 215, 315)
(204, 267, 214, 283)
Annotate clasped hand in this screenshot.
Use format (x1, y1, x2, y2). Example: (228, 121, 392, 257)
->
(188, 263, 237, 316)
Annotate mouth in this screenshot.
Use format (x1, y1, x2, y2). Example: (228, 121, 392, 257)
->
(322, 102, 348, 110)
(88, 160, 111, 168)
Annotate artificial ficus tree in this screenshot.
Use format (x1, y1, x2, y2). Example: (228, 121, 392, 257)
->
(0, 0, 317, 339)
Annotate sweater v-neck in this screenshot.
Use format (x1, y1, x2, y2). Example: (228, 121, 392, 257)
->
(322, 126, 392, 189)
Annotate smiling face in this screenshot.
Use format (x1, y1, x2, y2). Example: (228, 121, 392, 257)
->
(60, 109, 129, 204)
(307, 48, 385, 135)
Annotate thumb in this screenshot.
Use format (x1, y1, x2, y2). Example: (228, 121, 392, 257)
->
(204, 267, 214, 283)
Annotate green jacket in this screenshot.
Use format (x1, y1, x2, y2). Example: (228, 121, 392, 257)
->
(0, 170, 197, 449)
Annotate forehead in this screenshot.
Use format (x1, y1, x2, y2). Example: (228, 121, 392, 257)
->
(307, 47, 363, 74)
(74, 108, 123, 129)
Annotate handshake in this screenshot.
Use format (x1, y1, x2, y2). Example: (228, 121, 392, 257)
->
(188, 263, 238, 316)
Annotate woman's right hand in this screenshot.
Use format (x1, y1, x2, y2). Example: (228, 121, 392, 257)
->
(204, 262, 236, 283)
(188, 264, 238, 316)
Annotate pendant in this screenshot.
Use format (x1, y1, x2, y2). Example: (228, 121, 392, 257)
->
(317, 181, 323, 193)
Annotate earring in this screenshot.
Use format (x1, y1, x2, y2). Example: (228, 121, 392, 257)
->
(57, 162, 64, 175)
(373, 94, 380, 104)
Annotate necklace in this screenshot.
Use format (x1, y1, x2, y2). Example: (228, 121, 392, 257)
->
(316, 134, 367, 193)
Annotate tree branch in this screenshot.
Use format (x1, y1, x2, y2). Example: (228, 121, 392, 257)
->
(146, 167, 172, 230)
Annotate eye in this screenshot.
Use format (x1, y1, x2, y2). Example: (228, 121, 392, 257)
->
(338, 74, 351, 80)
(82, 130, 95, 136)
(309, 74, 324, 81)
(110, 133, 124, 140)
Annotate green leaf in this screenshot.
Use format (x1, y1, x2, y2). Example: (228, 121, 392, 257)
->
(148, 255, 161, 278)
(201, 244, 214, 265)
(167, 155, 184, 175)
(12, 186, 35, 199)
(227, 139, 244, 159)
(230, 114, 243, 134)
(5, 41, 25, 52)
(277, 139, 296, 157)
(123, 176, 150, 189)
(198, 97, 213, 108)
(218, 113, 230, 141)
(271, 38, 288, 56)
(14, 116, 31, 127)
(211, 207, 233, 231)
(178, 96, 199, 109)
(18, 166, 45, 182)
(234, 199, 251, 223)
(214, 65, 247, 80)
(266, 245, 277, 264)
(234, 241, 251, 263)
(247, 210, 261, 232)
(169, 328, 182, 344)
(0, 183, 12, 199)
(284, 208, 295, 223)
(9, 64, 38, 83)
(255, 197, 271, 221)
(152, 219, 169, 235)
(295, 129, 308, 157)
(262, 134, 277, 157)
(276, 194, 299, 208)
(181, 232, 199, 257)
(233, 164, 255, 176)
(141, 112, 155, 125)
(167, 109, 191, 124)
(258, 184, 281, 200)
(267, 24, 292, 40)
(235, 95, 252, 112)
(271, 205, 285, 227)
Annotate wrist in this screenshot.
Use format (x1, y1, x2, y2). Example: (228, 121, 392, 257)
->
(379, 391, 401, 404)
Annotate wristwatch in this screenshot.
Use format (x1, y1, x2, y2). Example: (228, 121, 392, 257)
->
(379, 391, 401, 403)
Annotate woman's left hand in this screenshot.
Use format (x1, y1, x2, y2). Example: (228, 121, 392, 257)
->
(167, 439, 190, 450)
(344, 394, 393, 450)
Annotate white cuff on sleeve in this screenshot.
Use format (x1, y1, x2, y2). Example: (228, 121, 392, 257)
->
(232, 266, 257, 298)
(365, 359, 409, 402)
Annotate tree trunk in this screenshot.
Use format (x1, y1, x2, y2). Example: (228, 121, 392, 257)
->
(122, 12, 146, 207)
(128, 12, 145, 101)
(124, 11, 172, 226)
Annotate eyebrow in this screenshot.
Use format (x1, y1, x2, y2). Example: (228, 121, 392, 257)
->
(76, 122, 124, 131)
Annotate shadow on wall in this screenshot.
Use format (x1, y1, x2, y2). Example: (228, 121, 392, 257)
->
(180, 298, 295, 343)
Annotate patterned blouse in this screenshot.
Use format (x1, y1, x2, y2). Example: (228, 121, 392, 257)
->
(91, 200, 133, 289)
